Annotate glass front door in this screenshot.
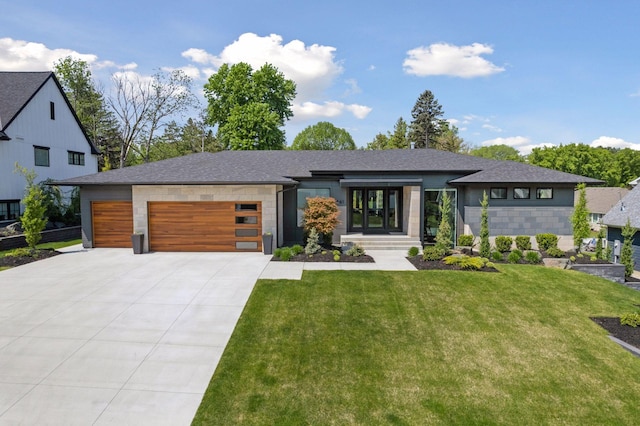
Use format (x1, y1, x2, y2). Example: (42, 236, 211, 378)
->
(349, 188, 402, 233)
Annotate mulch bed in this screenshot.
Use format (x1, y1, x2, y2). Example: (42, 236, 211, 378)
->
(0, 249, 61, 268)
(591, 317, 640, 352)
(406, 255, 499, 272)
(272, 252, 374, 263)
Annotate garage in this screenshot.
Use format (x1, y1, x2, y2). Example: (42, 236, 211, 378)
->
(91, 201, 133, 247)
(148, 201, 262, 252)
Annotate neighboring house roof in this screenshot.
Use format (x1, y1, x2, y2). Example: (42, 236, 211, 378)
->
(0, 71, 99, 154)
(602, 185, 640, 228)
(577, 187, 629, 215)
(55, 149, 604, 186)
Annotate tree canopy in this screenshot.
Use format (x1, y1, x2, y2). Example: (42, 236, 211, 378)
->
(527, 143, 640, 187)
(469, 144, 523, 162)
(408, 90, 445, 149)
(204, 62, 296, 150)
(291, 122, 356, 150)
(432, 122, 467, 153)
(366, 118, 409, 150)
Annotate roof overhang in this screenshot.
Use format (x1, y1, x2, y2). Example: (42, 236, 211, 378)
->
(339, 178, 423, 187)
(0, 130, 10, 140)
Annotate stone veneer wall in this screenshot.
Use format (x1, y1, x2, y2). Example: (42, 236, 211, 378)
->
(132, 185, 280, 252)
(403, 186, 421, 238)
(464, 206, 573, 236)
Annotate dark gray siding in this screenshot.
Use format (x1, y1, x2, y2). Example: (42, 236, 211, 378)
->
(464, 206, 573, 236)
(79, 185, 132, 248)
(607, 226, 640, 271)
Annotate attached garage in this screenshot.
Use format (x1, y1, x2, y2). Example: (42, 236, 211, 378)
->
(148, 201, 262, 252)
(91, 201, 133, 248)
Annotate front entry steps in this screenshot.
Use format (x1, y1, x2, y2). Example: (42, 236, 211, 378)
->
(340, 234, 422, 251)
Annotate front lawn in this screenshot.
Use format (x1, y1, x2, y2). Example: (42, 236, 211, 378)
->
(193, 265, 640, 425)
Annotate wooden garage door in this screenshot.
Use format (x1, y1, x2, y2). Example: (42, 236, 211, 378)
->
(148, 201, 262, 252)
(92, 201, 133, 248)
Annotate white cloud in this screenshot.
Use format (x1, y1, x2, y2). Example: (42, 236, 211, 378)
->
(590, 136, 640, 150)
(292, 101, 372, 121)
(183, 33, 343, 102)
(343, 78, 361, 97)
(0, 37, 100, 71)
(403, 42, 505, 78)
(481, 136, 552, 155)
(482, 123, 503, 132)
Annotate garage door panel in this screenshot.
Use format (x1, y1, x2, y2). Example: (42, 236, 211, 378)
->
(148, 201, 261, 252)
(92, 201, 133, 248)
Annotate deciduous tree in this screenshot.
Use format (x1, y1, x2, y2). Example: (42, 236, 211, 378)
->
(204, 63, 296, 150)
(14, 165, 47, 250)
(470, 144, 523, 162)
(291, 122, 355, 150)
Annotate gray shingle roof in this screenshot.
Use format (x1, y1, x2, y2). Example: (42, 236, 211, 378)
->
(55, 149, 604, 186)
(579, 187, 629, 215)
(0, 71, 51, 130)
(0, 71, 99, 154)
(602, 185, 640, 228)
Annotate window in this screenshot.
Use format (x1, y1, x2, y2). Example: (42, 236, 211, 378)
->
(0, 200, 20, 221)
(235, 203, 258, 211)
(513, 187, 530, 199)
(536, 188, 553, 199)
(297, 188, 330, 227)
(490, 187, 507, 199)
(50, 101, 55, 120)
(34, 146, 50, 167)
(68, 151, 85, 166)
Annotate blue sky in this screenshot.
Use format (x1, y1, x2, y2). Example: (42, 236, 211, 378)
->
(2, 0, 640, 153)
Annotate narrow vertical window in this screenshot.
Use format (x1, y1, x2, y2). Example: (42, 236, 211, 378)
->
(50, 101, 55, 120)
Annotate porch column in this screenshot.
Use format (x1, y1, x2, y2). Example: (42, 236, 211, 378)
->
(407, 186, 421, 238)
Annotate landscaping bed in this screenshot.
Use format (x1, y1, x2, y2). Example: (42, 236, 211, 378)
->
(406, 255, 499, 272)
(591, 317, 640, 350)
(0, 248, 60, 268)
(272, 250, 374, 263)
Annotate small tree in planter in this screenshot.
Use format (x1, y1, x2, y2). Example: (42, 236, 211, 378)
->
(479, 191, 491, 258)
(571, 183, 590, 252)
(620, 219, 636, 277)
(303, 196, 340, 245)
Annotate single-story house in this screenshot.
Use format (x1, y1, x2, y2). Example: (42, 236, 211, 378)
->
(602, 184, 640, 267)
(55, 149, 602, 253)
(577, 187, 629, 231)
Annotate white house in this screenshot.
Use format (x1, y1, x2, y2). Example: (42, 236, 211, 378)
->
(0, 71, 99, 222)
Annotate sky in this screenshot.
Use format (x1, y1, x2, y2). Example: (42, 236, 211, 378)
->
(2, 0, 640, 154)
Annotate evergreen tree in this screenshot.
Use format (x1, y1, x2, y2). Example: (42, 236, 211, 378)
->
(407, 90, 445, 149)
(571, 183, 591, 251)
(620, 219, 636, 277)
(435, 191, 452, 252)
(479, 191, 491, 258)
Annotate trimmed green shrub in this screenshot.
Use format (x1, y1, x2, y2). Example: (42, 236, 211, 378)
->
(621, 219, 637, 277)
(515, 235, 532, 251)
(620, 313, 640, 327)
(479, 191, 490, 258)
(443, 255, 487, 270)
(333, 249, 341, 256)
(569, 256, 576, 262)
(291, 244, 304, 255)
(485, 261, 496, 269)
(507, 249, 523, 264)
(491, 251, 504, 262)
(333, 254, 341, 261)
(274, 248, 283, 258)
(279, 247, 293, 261)
(495, 236, 513, 253)
(408, 246, 420, 257)
(525, 251, 541, 264)
(590, 256, 597, 262)
(536, 233, 558, 251)
(5, 247, 33, 258)
(346, 244, 366, 257)
(546, 247, 565, 258)
(457, 234, 475, 247)
(423, 246, 446, 261)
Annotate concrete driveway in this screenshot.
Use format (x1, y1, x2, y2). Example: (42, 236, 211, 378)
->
(0, 247, 271, 425)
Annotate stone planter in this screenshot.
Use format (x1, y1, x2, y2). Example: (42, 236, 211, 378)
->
(262, 233, 273, 255)
(131, 233, 144, 254)
(568, 262, 626, 284)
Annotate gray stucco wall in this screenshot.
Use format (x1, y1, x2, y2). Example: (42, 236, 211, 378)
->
(79, 185, 132, 248)
(465, 206, 573, 236)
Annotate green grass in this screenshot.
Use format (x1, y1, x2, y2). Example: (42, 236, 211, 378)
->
(193, 265, 640, 425)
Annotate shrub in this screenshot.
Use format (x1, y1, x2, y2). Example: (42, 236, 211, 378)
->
(507, 249, 523, 264)
(595, 228, 606, 260)
(546, 247, 565, 258)
(5, 247, 34, 258)
(620, 313, 640, 327)
(536, 233, 558, 251)
(515, 235, 532, 251)
(569, 256, 576, 262)
(590, 256, 597, 262)
(408, 246, 420, 257)
(524, 251, 541, 264)
(576, 253, 584, 258)
(423, 246, 446, 261)
(274, 248, 283, 258)
(16, 164, 47, 249)
(305, 228, 322, 254)
(491, 251, 504, 262)
(291, 244, 304, 255)
(485, 261, 496, 269)
(444, 255, 486, 270)
(346, 244, 366, 257)
(279, 247, 293, 261)
(333, 254, 341, 261)
(621, 219, 637, 277)
(457, 234, 474, 247)
(302, 196, 340, 239)
(495, 236, 513, 253)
